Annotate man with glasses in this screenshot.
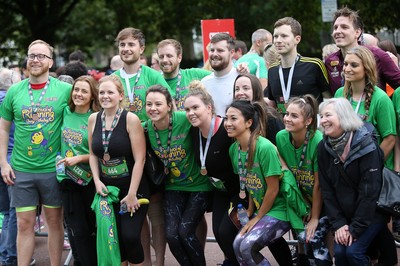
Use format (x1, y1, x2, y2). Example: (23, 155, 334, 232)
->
(234, 29, 271, 88)
(0, 40, 71, 266)
(112, 27, 172, 121)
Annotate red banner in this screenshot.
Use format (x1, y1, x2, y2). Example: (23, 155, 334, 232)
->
(201, 19, 235, 64)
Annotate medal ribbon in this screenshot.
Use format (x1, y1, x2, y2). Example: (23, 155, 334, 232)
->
(350, 92, 365, 116)
(120, 65, 142, 103)
(28, 80, 50, 112)
(175, 70, 182, 99)
(199, 116, 216, 172)
(288, 130, 310, 189)
(237, 144, 249, 194)
(153, 116, 173, 169)
(101, 108, 123, 157)
(279, 55, 299, 103)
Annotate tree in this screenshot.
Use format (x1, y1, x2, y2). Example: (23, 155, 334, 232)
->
(0, 0, 80, 65)
(0, 0, 399, 67)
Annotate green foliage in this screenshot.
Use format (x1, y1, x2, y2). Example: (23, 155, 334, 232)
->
(0, 0, 399, 67)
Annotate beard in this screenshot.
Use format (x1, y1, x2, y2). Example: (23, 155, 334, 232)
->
(210, 56, 229, 72)
(120, 52, 140, 65)
(28, 64, 49, 77)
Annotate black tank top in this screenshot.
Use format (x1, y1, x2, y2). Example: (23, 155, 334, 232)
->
(92, 109, 149, 197)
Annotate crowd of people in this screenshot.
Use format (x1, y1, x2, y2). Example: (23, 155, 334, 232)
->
(1, 6, 400, 266)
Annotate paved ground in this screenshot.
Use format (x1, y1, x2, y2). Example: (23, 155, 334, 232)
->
(33, 212, 277, 266)
(31, 212, 400, 265)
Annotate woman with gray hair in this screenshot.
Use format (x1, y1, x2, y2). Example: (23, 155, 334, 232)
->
(317, 98, 391, 265)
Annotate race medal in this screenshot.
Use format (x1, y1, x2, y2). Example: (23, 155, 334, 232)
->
(129, 103, 136, 112)
(200, 167, 207, 176)
(239, 190, 246, 199)
(103, 152, 110, 161)
(32, 113, 39, 121)
(164, 167, 169, 175)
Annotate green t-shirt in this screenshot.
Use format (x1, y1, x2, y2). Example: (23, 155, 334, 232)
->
(335, 86, 396, 169)
(113, 65, 174, 121)
(0, 77, 71, 172)
(165, 68, 211, 110)
(235, 52, 268, 79)
(145, 111, 212, 192)
(229, 136, 287, 221)
(392, 87, 400, 134)
(56, 106, 92, 184)
(276, 129, 323, 202)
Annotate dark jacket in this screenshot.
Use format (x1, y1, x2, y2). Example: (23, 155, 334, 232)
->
(317, 123, 388, 238)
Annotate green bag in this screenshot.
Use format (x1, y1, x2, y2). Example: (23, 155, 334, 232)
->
(91, 186, 121, 266)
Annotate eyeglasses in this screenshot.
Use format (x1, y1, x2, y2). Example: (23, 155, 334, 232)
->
(27, 54, 52, 61)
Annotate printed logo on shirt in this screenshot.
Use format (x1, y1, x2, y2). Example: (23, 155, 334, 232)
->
(175, 94, 186, 111)
(22, 105, 55, 125)
(123, 94, 143, 113)
(62, 128, 83, 145)
(28, 124, 54, 157)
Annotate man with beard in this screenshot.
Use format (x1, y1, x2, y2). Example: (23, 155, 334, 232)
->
(157, 39, 211, 110)
(235, 29, 271, 88)
(266, 17, 331, 115)
(201, 33, 238, 116)
(0, 40, 71, 266)
(113, 27, 172, 121)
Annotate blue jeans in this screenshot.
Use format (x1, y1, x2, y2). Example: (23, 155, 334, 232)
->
(0, 183, 17, 264)
(334, 223, 385, 266)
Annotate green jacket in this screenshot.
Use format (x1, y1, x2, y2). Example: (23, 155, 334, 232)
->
(280, 170, 310, 233)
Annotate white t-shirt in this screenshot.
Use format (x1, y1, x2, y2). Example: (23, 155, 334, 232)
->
(201, 67, 238, 116)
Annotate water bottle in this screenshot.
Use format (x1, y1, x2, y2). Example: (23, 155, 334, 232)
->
(55, 152, 65, 174)
(119, 202, 128, 215)
(237, 203, 249, 226)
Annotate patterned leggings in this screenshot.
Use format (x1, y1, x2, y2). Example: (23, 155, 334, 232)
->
(233, 215, 291, 266)
(298, 216, 332, 263)
(164, 190, 210, 266)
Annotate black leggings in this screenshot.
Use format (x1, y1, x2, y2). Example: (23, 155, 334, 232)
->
(212, 191, 292, 266)
(164, 190, 211, 266)
(103, 176, 150, 264)
(212, 191, 239, 265)
(61, 180, 97, 266)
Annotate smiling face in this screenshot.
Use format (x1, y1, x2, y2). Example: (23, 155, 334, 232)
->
(343, 53, 365, 83)
(158, 44, 182, 78)
(27, 43, 53, 78)
(145, 92, 171, 123)
(332, 16, 361, 49)
(224, 107, 252, 139)
(284, 103, 311, 134)
(184, 95, 212, 128)
(118, 36, 144, 65)
(320, 103, 344, 138)
(234, 76, 254, 101)
(209, 40, 233, 72)
(273, 24, 300, 55)
(72, 80, 92, 110)
(98, 80, 123, 110)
